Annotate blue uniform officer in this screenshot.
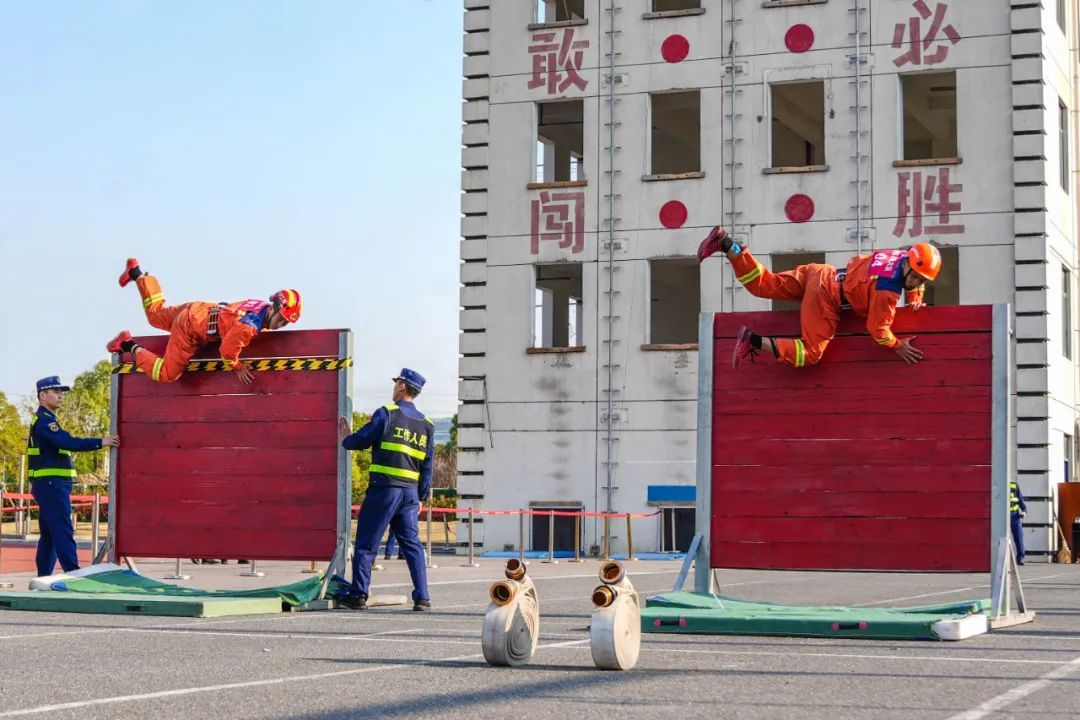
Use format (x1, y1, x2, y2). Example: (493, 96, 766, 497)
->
(1009, 480, 1027, 566)
(28, 376, 119, 577)
(337, 368, 433, 610)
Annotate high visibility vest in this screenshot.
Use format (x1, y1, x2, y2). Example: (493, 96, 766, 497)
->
(369, 404, 432, 486)
(1009, 481, 1021, 514)
(26, 414, 76, 480)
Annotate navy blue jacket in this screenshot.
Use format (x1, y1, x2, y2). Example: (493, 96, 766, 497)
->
(343, 400, 435, 498)
(27, 407, 102, 480)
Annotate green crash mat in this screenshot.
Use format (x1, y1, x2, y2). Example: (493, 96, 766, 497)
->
(642, 592, 992, 641)
(0, 591, 282, 618)
(47, 570, 328, 607)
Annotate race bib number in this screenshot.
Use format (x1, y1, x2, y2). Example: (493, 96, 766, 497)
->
(867, 250, 905, 279)
(234, 299, 269, 315)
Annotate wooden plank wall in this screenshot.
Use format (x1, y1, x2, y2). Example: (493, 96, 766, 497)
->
(710, 306, 993, 573)
(114, 329, 343, 561)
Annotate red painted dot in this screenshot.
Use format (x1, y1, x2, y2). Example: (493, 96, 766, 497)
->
(661, 34, 690, 63)
(678, 617, 688, 627)
(653, 619, 662, 628)
(785, 24, 815, 54)
(784, 194, 815, 223)
(659, 201, 688, 229)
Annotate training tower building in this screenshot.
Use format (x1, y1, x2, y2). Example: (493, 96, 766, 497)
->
(457, 0, 1080, 560)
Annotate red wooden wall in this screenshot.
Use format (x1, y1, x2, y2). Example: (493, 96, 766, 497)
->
(114, 329, 345, 561)
(710, 306, 993, 573)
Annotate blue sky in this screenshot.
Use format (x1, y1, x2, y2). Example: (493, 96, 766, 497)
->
(0, 1, 463, 417)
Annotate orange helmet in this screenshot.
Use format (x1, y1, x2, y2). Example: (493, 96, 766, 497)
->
(906, 243, 942, 282)
(271, 289, 302, 324)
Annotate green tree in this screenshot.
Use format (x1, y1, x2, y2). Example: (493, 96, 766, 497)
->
(58, 361, 112, 482)
(349, 411, 372, 506)
(0, 392, 28, 491)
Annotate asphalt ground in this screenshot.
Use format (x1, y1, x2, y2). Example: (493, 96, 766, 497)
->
(0, 557, 1077, 719)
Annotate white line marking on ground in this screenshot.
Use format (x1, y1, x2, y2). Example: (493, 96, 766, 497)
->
(0, 638, 588, 717)
(121, 627, 466, 645)
(944, 654, 1080, 719)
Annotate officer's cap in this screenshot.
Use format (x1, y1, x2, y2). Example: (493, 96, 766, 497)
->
(36, 376, 71, 393)
(392, 368, 426, 391)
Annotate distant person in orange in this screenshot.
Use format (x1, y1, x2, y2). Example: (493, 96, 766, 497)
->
(106, 258, 302, 384)
(697, 227, 941, 369)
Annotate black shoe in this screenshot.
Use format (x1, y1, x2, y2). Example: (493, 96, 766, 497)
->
(337, 593, 368, 610)
(413, 600, 432, 612)
(1017, 559, 1025, 566)
(383, 556, 392, 561)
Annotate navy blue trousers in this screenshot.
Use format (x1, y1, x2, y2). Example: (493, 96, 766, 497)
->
(31, 479, 78, 577)
(1010, 513, 1025, 561)
(351, 485, 428, 601)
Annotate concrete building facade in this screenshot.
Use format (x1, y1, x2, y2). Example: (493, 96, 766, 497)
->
(458, 0, 1080, 561)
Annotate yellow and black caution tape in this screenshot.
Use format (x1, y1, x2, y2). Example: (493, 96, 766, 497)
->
(112, 356, 353, 375)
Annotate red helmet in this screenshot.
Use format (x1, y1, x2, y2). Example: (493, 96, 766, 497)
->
(271, 289, 302, 324)
(906, 243, 942, 282)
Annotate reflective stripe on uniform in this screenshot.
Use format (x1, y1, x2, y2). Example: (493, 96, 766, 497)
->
(152, 358, 165, 381)
(737, 264, 764, 285)
(379, 441, 426, 460)
(369, 464, 420, 481)
(875, 335, 894, 345)
(142, 293, 165, 308)
(27, 447, 40, 455)
(28, 468, 76, 479)
(794, 339, 806, 368)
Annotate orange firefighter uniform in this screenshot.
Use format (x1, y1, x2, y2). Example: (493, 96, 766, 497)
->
(111, 264, 302, 382)
(728, 249, 926, 368)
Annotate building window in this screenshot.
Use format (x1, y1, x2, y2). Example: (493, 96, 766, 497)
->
(660, 507, 695, 553)
(648, 258, 700, 345)
(1060, 99, 1070, 193)
(1064, 267, 1072, 360)
(770, 81, 826, 169)
(650, 91, 701, 175)
(534, 264, 583, 349)
(535, 100, 584, 184)
(1066, 433, 1075, 482)
(919, 245, 958, 307)
(769, 253, 825, 312)
(536, 0, 585, 24)
(900, 71, 958, 161)
(1058, 0, 1067, 33)
(652, 0, 701, 10)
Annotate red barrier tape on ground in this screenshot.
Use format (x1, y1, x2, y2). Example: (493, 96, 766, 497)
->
(350, 504, 661, 520)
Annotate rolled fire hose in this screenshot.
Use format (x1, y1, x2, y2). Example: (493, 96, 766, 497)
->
(589, 560, 641, 670)
(482, 559, 540, 666)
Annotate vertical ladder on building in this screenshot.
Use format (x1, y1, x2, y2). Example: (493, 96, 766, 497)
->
(847, 0, 871, 254)
(722, 0, 745, 311)
(600, 0, 624, 544)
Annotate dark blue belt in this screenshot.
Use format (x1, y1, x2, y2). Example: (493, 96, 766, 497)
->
(836, 270, 851, 311)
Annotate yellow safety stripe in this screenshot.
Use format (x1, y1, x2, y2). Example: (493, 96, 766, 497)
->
(151, 358, 165, 382)
(794, 339, 806, 368)
(59, 449, 71, 456)
(384, 404, 398, 411)
(875, 336, 894, 346)
(737, 264, 763, 285)
(112, 356, 353, 375)
(27, 448, 39, 455)
(142, 293, 165, 308)
(28, 468, 77, 479)
(369, 464, 420, 481)
(379, 442, 427, 460)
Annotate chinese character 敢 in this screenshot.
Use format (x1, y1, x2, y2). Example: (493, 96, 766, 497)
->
(892, 1, 960, 67)
(531, 191, 585, 254)
(893, 168, 964, 238)
(528, 28, 589, 95)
